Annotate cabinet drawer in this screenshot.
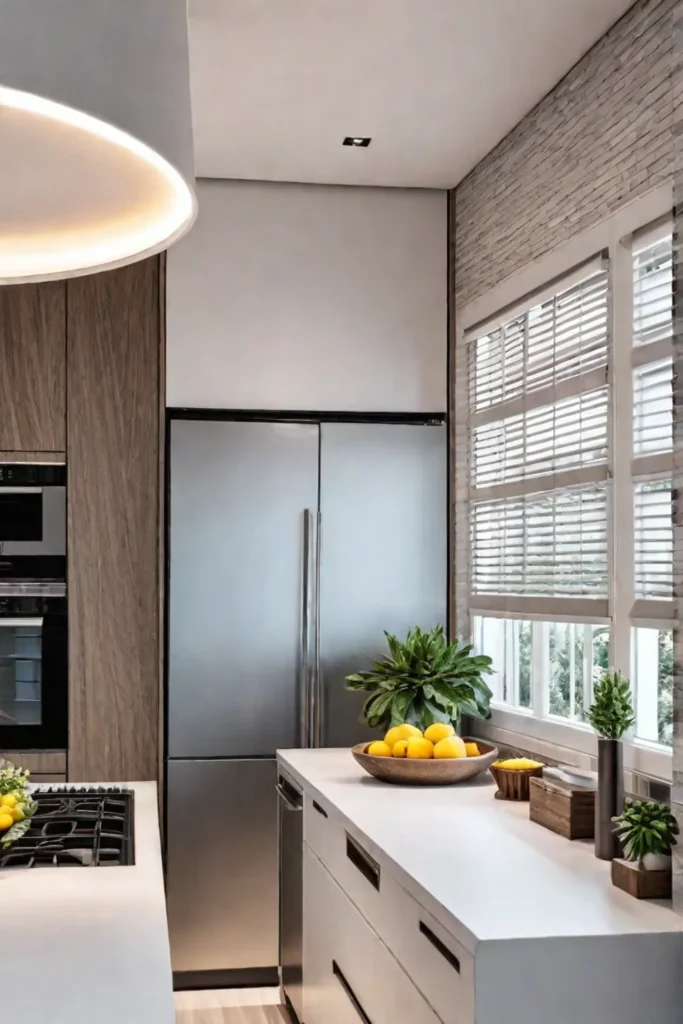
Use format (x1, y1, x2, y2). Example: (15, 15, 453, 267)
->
(374, 871, 474, 1024)
(304, 845, 440, 1024)
(304, 795, 473, 1024)
(305, 793, 383, 914)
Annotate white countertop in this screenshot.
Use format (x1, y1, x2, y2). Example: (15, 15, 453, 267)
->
(278, 748, 683, 953)
(0, 782, 174, 1024)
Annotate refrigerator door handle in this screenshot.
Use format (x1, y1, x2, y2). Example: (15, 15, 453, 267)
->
(312, 510, 323, 747)
(300, 509, 314, 748)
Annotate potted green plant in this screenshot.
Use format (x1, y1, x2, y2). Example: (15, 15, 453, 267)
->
(586, 670, 635, 861)
(612, 799, 679, 871)
(345, 626, 493, 733)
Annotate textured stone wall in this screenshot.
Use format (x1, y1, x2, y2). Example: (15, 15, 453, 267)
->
(451, 0, 683, 915)
(454, 0, 675, 307)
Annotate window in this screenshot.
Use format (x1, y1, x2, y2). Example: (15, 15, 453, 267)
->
(462, 212, 675, 756)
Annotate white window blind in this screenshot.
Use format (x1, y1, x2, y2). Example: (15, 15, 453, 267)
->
(472, 484, 608, 600)
(634, 480, 673, 599)
(473, 388, 608, 494)
(467, 259, 610, 618)
(631, 230, 674, 625)
(633, 359, 673, 456)
(633, 235, 673, 347)
(471, 268, 609, 417)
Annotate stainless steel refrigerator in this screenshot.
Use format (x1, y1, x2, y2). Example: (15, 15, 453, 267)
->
(166, 415, 446, 987)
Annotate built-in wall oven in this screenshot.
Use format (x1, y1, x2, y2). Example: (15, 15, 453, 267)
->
(0, 464, 67, 749)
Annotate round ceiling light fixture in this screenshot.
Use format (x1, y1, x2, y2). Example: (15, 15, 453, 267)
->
(0, 0, 197, 284)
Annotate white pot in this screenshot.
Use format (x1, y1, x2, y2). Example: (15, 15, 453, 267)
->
(641, 852, 671, 872)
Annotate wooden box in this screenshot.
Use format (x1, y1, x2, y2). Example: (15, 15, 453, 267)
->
(529, 775, 595, 840)
(611, 858, 672, 900)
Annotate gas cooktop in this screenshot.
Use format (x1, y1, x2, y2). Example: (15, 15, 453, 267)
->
(0, 786, 134, 869)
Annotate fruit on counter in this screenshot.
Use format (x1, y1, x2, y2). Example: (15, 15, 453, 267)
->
(367, 740, 393, 757)
(1, 793, 18, 808)
(0, 812, 13, 831)
(423, 722, 455, 745)
(464, 742, 481, 757)
(491, 757, 544, 770)
(406, 737, 434, 759)
(383, 723, 423, 749)
(433, 736, 467, 759)
(392, 739, 409, 758)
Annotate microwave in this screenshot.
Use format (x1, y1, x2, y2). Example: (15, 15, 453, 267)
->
(0, 463, 66, 582)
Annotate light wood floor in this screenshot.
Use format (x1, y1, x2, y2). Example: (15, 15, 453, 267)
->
(174, 989, 290, 1024)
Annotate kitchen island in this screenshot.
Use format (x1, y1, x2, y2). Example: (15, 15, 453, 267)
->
(278, 747, 683, 1024)
(0, 782, 174, 1024)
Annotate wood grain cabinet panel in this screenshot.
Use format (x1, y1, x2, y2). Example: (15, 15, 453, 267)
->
(0, 282, 66, 451)
(67, 258, 162, 782)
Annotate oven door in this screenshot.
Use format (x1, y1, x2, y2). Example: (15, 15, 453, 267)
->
(0, 600, 67, 749)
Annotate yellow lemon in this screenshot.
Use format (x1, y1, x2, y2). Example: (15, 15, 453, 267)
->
(406, 737, 434, 759)
(0, 812, 14, 831)
(367, 740, 393, 757)
(10, 805, 25, 823)
(424, 723, 455, 745)
(464, 742, 481, 757)
(384, 724, 422, 749)
(1, 794, 17, 808)
(392, 739, 409, 758)
(433, 736, 468, 759)
(492, 758, 544, 770)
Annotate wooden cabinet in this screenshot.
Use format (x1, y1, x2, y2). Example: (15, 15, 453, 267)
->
(66, 257, 163, 782)
(0, 282, 66, 452)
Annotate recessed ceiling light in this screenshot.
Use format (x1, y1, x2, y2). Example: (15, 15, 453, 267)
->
(343, 137, 371, 148)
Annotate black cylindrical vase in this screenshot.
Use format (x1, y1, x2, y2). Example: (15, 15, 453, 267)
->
(595, 738, 623, 860)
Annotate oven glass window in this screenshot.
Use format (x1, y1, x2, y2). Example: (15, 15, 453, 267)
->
(0, 622, 42, 726)
(0, 493, 43, 543)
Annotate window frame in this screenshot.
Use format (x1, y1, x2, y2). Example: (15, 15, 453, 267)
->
(454, 184, 675, 781)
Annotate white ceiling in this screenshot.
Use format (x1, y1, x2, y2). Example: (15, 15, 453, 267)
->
(188, 0, 634, 189)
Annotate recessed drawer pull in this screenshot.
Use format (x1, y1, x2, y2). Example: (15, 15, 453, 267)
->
(333, 960, 372, 1024)
(312, 799, 328, 818)
(419, 920, 461, 974)
(346, 833, 380, 891)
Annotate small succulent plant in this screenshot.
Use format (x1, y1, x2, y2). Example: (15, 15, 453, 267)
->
(587, 670, 635, 740)
(612, 799, 679, 863)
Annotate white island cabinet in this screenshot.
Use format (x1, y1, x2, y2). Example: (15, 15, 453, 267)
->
(277, 748, 683, 1024)
(0, 782, 174, 1024)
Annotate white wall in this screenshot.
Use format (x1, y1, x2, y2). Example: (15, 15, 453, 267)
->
(166, 179, 446, 411)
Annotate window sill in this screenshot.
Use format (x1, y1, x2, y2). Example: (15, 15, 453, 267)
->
(471, 706, 672, 783)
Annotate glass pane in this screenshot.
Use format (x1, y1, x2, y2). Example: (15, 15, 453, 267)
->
(0, 624, 42, 727)
(473, 616, 531, 710)
(632, 627, 673, 746)
(547, 622, 609, 723)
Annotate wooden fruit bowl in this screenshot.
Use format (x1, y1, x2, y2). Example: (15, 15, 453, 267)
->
(351, 738, 498, 786)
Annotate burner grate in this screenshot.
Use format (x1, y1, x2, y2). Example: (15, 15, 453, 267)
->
(0, 786, 134, 868)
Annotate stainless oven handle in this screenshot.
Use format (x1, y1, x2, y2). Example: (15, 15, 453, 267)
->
(0, 487, 43, 494)
(0, 618, 44, 627)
